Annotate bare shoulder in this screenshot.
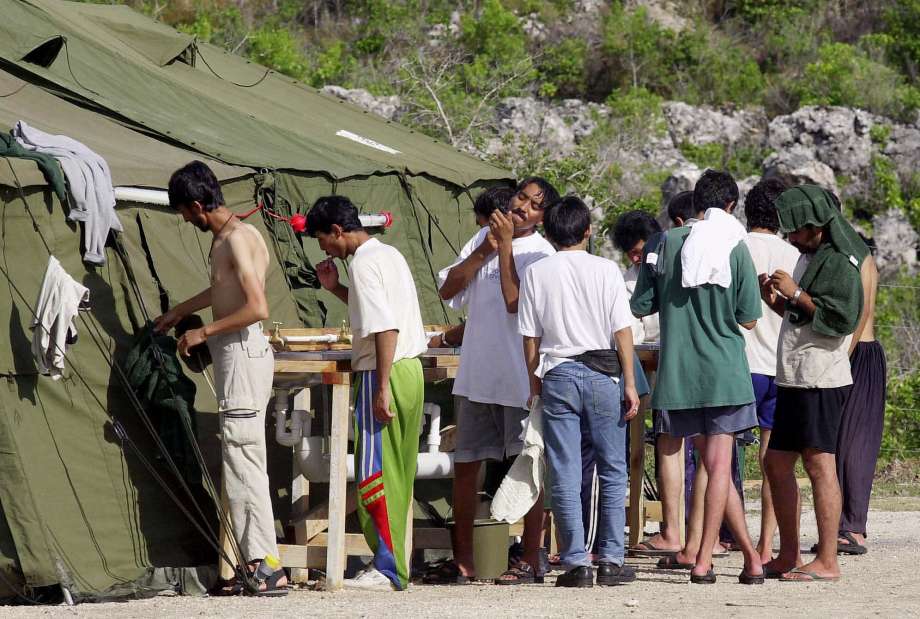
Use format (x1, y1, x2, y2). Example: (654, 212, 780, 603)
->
(227, 222, 268, 252)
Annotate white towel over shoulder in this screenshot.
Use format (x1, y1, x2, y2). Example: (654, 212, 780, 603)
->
(491, 397, 544, 524)
(13, 120, 122, 265)
(31, 256, 90, 380)
(680, 207, 747, 288)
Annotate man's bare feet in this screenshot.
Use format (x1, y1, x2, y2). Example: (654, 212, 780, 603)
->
(763, 556, 802, 577)
(629, 533, 681, 554)
(780, 558, 840, 581)
(756, 540, 774, 564)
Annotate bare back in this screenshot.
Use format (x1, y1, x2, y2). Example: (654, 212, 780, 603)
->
(847, 255, 878, 355)
(856, 255, 878, 343)
(209, 221, 270, 322)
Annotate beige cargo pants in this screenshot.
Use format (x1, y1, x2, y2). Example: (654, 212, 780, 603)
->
(208, 323, 278, 562)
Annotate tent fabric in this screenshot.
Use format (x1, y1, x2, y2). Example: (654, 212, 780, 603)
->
(0, 69, 250, 188)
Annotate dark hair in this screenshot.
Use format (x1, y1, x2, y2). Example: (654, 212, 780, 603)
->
(612, 210, 662, 253)
(542, 196, 590, 248)
(516, 176, 560, 208)
(744, 178, 787, 232)
(168, 160, 224, 211)
(305, 195, 363, 236)
(693, 169, 738, 212)
(858, 231, 877, 255)
(666, 191, 697, 226)
(473, 186, 514, 220)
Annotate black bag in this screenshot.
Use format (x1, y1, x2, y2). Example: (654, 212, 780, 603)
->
(571, 349, 622, 377)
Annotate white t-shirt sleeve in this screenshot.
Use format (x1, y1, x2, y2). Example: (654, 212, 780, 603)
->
(436, 228, 485, 311)
(349, 259, 398, 338)
(517, 268, 542, 338)
(608, 266, 634, 335)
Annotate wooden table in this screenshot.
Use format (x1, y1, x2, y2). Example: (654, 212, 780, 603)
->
(271, 347, 459, 590)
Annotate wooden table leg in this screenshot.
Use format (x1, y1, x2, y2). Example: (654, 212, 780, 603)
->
(627, 403, 647, 547)
(324, 376, 350, 591)
(290, 388, 312, 584)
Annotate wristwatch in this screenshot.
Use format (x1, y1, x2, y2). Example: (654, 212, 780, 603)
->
(791, 287, 803, 305)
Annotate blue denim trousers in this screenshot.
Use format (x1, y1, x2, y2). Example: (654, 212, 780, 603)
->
(542, 361, 627, 569)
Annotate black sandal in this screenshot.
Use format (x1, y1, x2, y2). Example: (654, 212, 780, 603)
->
(494, 561, 544, 585)
(690, 569, 716, 584)
(656, 555, 694, 570)
(422, 560, 472, 585)
(838, 531, 868, 555)
(252, 568, 289, 597)
(739, 570, 765, 585)
(209, 576, 243, 597)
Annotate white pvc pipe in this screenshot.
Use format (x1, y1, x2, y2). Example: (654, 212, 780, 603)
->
(282, 334, 341, 344)
(424, 402, 442, 454)
(294, 437, 454, 481)
(115, 187, 392, 227)
(274, 389, 306, 447)
(115, 186, 170, 205)
(289, 401, 454, 481)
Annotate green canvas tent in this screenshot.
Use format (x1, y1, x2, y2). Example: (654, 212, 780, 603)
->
(0, 0, 512, 602)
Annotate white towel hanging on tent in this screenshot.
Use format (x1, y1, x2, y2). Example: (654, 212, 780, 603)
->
(31, 255, 90, 380)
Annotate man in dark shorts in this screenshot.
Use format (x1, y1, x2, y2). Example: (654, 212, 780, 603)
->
(631, 170, 764, 585)
(760, 185, 868, 582)
(740, 178, 800, 563)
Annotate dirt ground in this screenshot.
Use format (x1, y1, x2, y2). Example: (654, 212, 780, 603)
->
(8, 500, 920, 619)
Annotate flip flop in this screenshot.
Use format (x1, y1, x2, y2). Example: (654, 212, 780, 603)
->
(494, 561, 544, 585)
(739, 570, 765, 585)
(422, 560, 473, 585)
(656, 555, 694, 570)
(690, 569, 716, 584)
(251, 569, 289, 597)
(763, 566, 788, 579)
(209, 576, 243, 597)
(779, 568, 840, 583)
(628, 540, 679, 557)
(838, 531, 868, 555)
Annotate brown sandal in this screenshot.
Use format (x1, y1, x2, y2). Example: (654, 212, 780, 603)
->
(494, 561, 544, 585)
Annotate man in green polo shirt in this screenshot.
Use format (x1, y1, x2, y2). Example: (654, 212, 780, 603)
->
(631, 170, 764, 585)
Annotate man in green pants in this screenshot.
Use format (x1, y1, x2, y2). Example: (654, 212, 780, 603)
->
(307, 196, 427, 591)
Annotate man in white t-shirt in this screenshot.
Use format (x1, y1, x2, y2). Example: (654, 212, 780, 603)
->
(430, 177, 558, 585)
(519, 196, 639, 587)
(741, 179, 800, 564)
(307, 196, 427, 592)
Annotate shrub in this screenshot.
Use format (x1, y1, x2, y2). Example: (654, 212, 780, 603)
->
(246, 26, 308, 80)
(460, 0, 535, 95)
(879, 0, 920, 83)
(306, 41, 358, 88)
(789, 42, 920, 120)
(602, 6, 765, 106)
(537, 38, 588, 98)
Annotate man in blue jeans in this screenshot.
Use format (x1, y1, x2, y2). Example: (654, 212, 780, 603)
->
(518, 196, 639, 588)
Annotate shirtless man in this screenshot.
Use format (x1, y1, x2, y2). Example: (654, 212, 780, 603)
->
(154, 161, 286, 597)
(834, 245, 886, 555)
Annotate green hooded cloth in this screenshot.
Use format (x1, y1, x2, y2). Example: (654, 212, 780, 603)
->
(775, 185, 869, 338)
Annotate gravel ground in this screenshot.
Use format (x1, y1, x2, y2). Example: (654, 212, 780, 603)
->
(7, 506, 920, 618)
